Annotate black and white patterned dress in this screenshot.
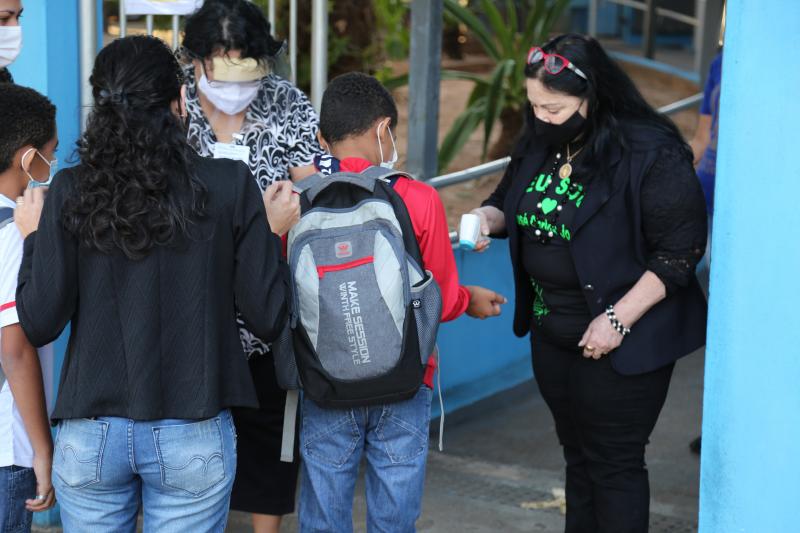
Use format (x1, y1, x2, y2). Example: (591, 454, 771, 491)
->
(185, 67, 321, 358)
(184, 67, 319, 515)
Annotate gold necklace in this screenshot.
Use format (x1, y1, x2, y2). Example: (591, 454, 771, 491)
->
(558, 143, 584, 180)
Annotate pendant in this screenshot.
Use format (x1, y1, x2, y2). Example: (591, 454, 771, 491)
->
(558, 162, 572, 180)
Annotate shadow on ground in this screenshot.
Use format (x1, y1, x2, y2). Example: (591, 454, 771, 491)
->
(226, 346, 704, 533)
(33, 346, 702, 533)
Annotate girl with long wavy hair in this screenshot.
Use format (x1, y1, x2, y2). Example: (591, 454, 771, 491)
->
(12, 35, 298, 532)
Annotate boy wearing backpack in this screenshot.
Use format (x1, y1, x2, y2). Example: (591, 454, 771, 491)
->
(0, 84, 58, 531)
(293, 72, 506, 532)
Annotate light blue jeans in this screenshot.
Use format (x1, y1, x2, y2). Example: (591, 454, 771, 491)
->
(52, 410, 236, 533)
(299, 386, 433, 533)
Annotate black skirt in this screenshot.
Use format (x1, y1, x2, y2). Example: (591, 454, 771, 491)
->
(230, 353, 300, 515)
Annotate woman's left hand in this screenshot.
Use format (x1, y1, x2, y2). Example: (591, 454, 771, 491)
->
(14, 187, 46, 239)
(578, 313, 624, 359)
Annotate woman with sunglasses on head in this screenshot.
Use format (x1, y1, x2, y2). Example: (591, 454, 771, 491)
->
(467, 34, 707, 532)
(181, 1, 320, 531)
(12, 35, 297, 531)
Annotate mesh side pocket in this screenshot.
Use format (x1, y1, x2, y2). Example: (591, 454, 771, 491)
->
(410, 270, 443, 364)
(272, 320, 301, 390)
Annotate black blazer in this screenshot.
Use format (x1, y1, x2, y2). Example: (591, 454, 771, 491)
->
(483, 122, 707, 375)
(17, 155, 289, 420)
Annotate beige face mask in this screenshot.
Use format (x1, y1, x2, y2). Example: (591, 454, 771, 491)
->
(211, 57, 269, 83)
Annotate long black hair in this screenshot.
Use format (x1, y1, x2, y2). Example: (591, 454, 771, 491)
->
(182, 0, 283, 64)
(523, 34, 687, 174)
(64, 35, 206, 260)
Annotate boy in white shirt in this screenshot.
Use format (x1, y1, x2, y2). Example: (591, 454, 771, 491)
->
(0, 83, 58, 531)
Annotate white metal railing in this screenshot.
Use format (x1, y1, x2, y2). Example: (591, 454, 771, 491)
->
(433, 92, 703, 191)
(429, 157, 511, 190)
(587, 0, 719, 77)
(114, 0, 312, 88)
(596, 0, 701, 27)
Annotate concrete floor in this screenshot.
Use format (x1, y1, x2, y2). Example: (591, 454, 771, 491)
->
(225, 347, 704, 533)
(33, 347, 703, 533)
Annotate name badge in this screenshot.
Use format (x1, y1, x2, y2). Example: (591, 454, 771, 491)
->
(212, 141, 250, 164)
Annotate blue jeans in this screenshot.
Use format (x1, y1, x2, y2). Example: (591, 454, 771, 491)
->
(0, 466, 35, 533)
(299, 386, 433, 533)
(52, 410, 237, 533)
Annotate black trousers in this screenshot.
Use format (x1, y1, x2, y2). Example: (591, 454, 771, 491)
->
(531, 333, 674, 533)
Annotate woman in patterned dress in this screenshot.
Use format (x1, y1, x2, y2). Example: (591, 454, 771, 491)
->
(182, 2, 320, 531)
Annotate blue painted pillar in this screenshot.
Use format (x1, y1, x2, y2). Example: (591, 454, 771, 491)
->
(8, 0, 82, 527)
(9, 0, 81, 169)
(699, 1, 800, 531)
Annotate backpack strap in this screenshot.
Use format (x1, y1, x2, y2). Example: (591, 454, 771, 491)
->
(305, 172, 379, 204)
(292, 173, 326, 195)
(293, 168, 414, 196)
(0, 207, 14, 231)
(358, 166, 414, 183)
(280, 389, 300, 463)
(371, 179, 426, 271)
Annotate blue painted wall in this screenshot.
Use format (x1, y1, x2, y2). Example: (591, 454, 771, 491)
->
(434, 240, 532, 418)
(698, 1, 800, 531)
(9, 0, 81, 171)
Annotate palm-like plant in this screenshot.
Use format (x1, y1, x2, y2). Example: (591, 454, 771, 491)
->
(437, 0, 569, 172)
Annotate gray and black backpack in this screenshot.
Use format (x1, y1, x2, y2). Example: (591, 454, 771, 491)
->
(272, 167, 443, 459)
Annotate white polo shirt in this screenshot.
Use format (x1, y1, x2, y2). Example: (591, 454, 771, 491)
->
(0, 193, 54, 468)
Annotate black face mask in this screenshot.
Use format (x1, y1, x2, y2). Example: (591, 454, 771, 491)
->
(534, 109, 586, 147)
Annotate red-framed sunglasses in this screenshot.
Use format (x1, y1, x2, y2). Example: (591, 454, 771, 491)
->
(526, 47, 588, 81)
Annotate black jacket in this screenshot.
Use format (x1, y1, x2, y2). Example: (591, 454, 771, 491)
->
(17, 155, 289, 420)
(483, 122, 708, 375)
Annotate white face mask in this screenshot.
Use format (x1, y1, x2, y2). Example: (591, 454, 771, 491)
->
(198, 74, 260, 115)
(22, 148, 58, 188)
(376, 121, 398, 170)
(0, 26, 22, 69)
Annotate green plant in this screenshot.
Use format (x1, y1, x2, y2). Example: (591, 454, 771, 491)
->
(375, 0, 411, 60)
(438, 0, 570, 172)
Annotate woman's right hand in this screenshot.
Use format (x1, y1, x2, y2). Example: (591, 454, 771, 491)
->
(14, 187, 47, 239)
(470, 208, 492, 253)
(263, 181, 300, 236)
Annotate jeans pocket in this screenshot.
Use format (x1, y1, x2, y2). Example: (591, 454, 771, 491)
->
(301, 398, 361, 468)
(376, 387, 432, 463)
(53, 418, 108, 489)
(153, 416, 226, 497)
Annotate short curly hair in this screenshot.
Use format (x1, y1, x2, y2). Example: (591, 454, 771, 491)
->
(320, 72, 398, 144)
(182, 0, 283, 62)
(0, 84, 56, 173)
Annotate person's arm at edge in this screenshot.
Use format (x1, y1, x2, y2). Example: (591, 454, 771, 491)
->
(0, 325, 55, 511)
(232, 163, 289, 342)
(15, 182, 78, 347)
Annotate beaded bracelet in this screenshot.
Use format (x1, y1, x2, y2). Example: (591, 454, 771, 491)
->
(605, 305, 631, 337)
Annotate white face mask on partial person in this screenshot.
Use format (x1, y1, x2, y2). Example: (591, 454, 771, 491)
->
(376, 121, 398, 170)
(0, 26, 22, 68)
(198, 74, 261, 116)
